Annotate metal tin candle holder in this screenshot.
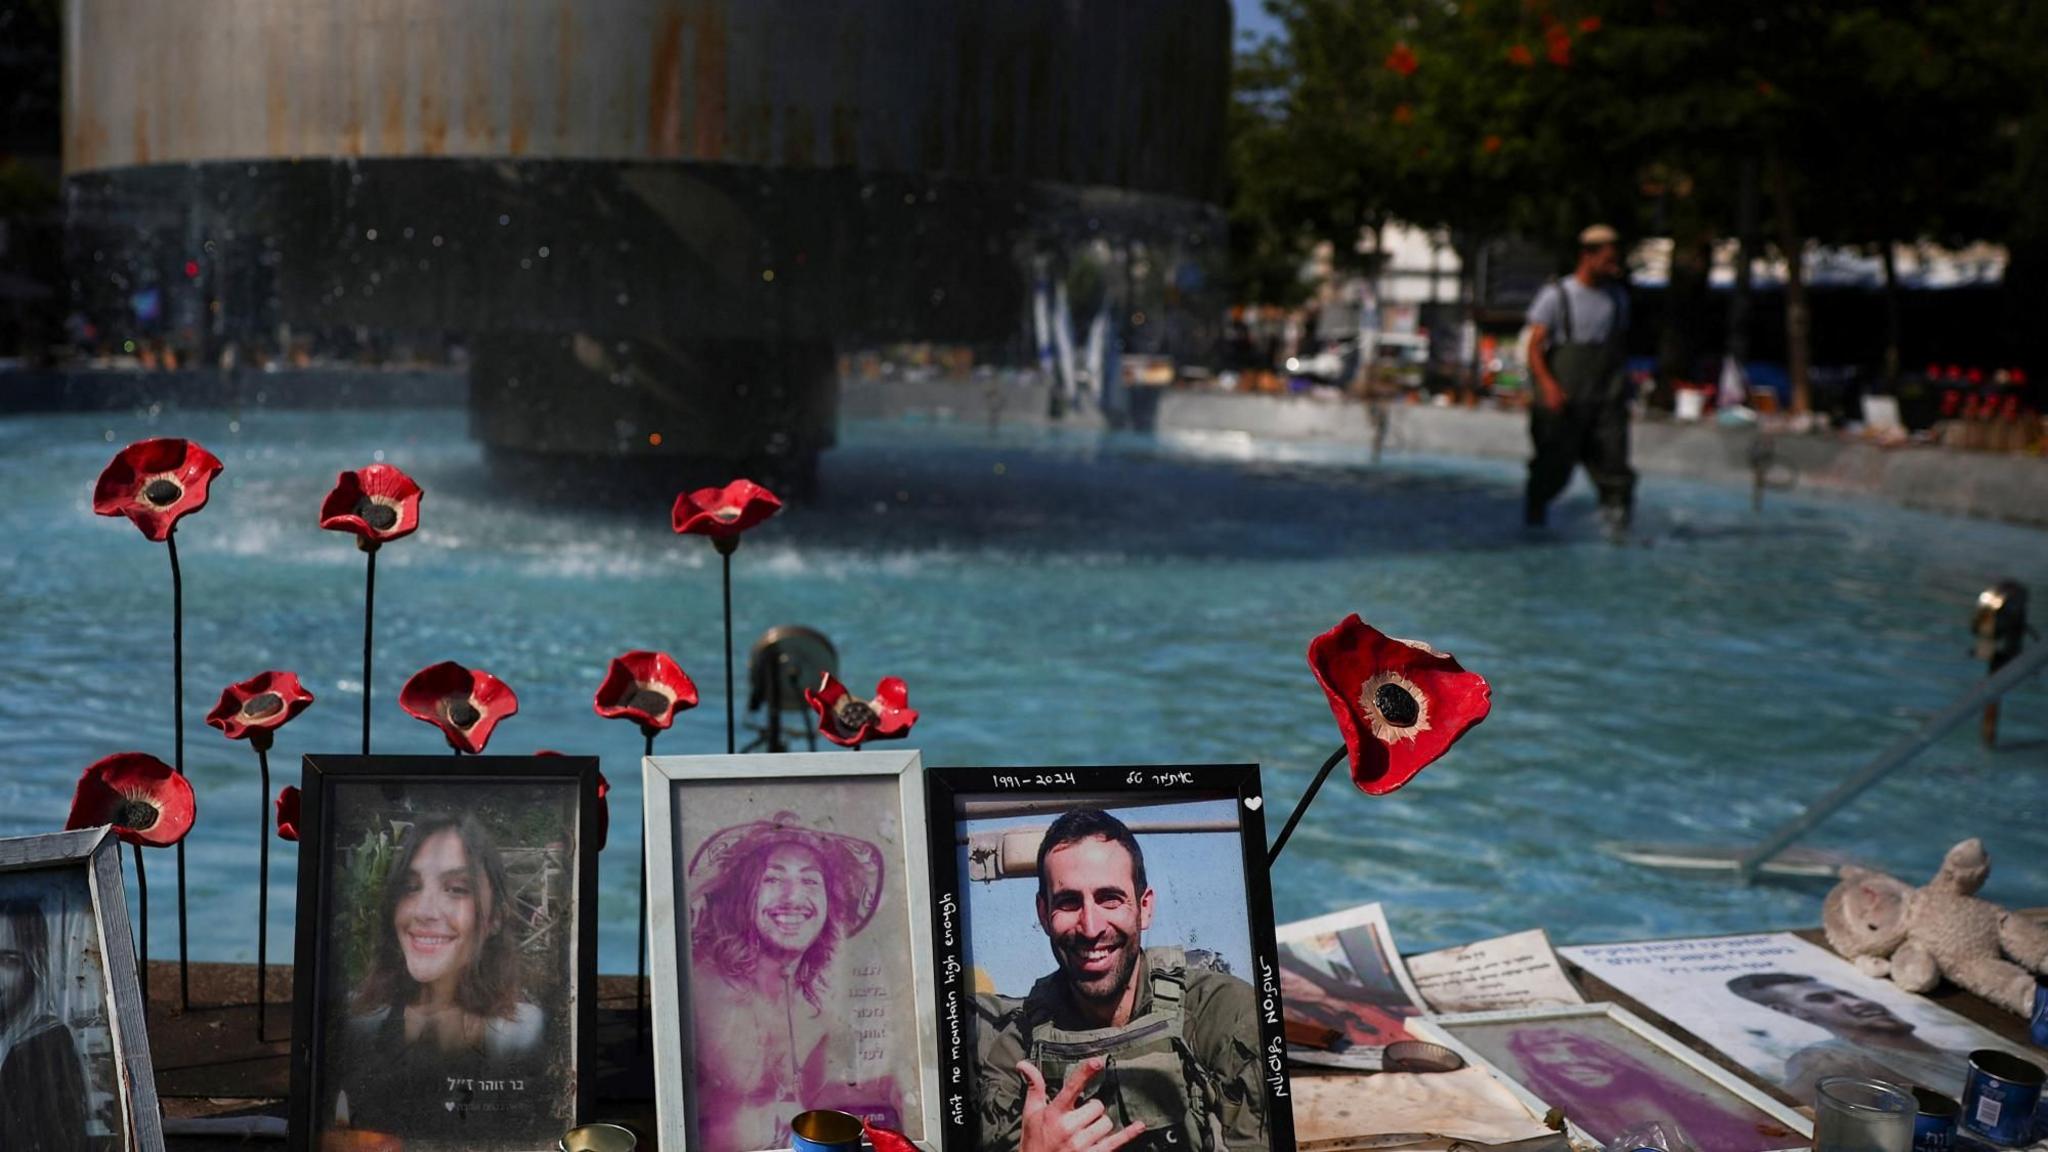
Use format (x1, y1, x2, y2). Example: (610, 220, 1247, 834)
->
(790, 1109, 866, 1152)
(560, 1122, 639, 1152)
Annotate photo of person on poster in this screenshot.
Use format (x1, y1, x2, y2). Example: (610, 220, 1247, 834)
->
(685, 808, 915, 1151)
(1496, 1023, 1800, 1151)
(969, 806, 1269, 1152)
(310, 778, 584, 1150)
(0, 893, 95, 1150)
(1725, 973, 1971, 1096)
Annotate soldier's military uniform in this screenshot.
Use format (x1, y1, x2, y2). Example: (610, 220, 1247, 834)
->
(972, 947, 1266, 1152)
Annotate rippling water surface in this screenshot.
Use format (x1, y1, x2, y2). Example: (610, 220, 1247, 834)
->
(4, 406, 2045, 971)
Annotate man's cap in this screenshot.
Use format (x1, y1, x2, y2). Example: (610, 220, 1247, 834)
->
(687, 810, 884, 937)
(1578, 224, 1619, 248)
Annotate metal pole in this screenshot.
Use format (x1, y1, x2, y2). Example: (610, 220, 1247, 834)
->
(1737, 642, 2048, 882)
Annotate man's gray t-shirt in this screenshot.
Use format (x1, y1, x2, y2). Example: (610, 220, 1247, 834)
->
(1528, 277, 1628, 345)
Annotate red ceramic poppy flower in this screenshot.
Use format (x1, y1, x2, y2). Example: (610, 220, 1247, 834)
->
(206, 670, 315, 745)
(399, 661, 519, 755)
(66, 752, 197, 848)
(1385, 41, 1419, 76)
(864, 1121, 918, 1152)
(671, 479, 782, 547)
(1307, 614, 1491, 795)
(319, 462, 424, 547)
(1506, 43, 1535, 67)
(805, 674, 918, 748)
(275, 786, 301, 843)
(92, 438, 225, 542)
(594, 650, 700, 732)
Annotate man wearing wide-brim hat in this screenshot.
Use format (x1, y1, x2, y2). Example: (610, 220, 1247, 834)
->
(1524, 223, 1636, 537)
(686, 810, 906, 1150)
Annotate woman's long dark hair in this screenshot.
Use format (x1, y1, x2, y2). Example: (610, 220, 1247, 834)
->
(351, 814, 522, 1021)
(0, 898, 51, 1030)
(692, 838, 846, 1011)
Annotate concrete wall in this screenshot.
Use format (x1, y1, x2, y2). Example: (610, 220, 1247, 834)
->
(63, 0, 1229, 200)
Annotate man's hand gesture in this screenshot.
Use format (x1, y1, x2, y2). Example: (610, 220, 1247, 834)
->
(1017, 1058, 1146, 1152)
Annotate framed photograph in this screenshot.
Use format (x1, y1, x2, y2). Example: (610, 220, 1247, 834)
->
(926, 764, 1295, 1152)
(1559, 932, 2037, 1099)
(0, 828, 163, 1152)
(1275, 901, 1429, 1069)
(1411, 1003, 1811, 1152)
(287, 755, 600, 1151)
(645, 749, 943, 1152)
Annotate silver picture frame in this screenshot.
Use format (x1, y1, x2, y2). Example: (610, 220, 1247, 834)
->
(645, 749, 943, 1152)
(1411, 1003, 1812, 1152)
(0, 827, 165, 1152)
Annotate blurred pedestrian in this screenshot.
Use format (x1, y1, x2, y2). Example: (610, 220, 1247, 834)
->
(1525, 224, 1634, 536)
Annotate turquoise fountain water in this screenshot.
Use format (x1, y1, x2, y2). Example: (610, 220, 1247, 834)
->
(4, 407, 2045, 971)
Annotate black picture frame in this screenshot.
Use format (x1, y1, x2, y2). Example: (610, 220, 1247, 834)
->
(925, 764, 1295, 1152)
(286, 754, 601, 1151)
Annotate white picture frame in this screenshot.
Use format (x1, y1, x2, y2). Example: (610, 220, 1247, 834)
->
(645, 749, 943, 1152)
(0, 827, 165, 1152)
(1411, 1003, 1812, 1152)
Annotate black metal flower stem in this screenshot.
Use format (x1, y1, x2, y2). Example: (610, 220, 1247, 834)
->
(1267, 745, 1349, 867)
(167, 530, 190, 1010)
(254, 736, 273, 1040)
(639, 726, 655, 1042)
(133, 844, 149, 1016)
(362, 544, 377, 754)
(718, 539, 737, 754)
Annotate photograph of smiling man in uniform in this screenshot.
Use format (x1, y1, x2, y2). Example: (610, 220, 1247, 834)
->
(969, 805, 1267, 1152)
(317, 785, 578, 1146)
(680, 789, 922, 1152)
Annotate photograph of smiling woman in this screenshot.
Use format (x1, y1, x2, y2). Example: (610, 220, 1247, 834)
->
(326, 812, 552, 1140)
(348, 814, 542, 1055)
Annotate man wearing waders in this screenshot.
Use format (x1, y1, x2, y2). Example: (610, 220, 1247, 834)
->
(1525, 224, 1635, 537)
(972, 809, 1266, 1152)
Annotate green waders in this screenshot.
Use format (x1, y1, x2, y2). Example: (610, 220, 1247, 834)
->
(1526, 283, 1635, 528)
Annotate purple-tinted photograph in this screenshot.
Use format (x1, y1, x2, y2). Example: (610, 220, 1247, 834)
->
(674, 775, 928, 1152)
(1441, 1010, 1805, 1152)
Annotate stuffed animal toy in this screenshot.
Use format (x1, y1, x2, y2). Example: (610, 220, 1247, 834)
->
(1823, 838, 2048, 1017)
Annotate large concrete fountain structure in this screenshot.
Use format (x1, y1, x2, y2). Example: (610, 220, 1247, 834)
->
(61, 0, 1230, 493)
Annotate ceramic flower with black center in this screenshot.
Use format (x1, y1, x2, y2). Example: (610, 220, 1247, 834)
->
(594, 650, 699, 734)
(671, 478, 782, 552)
(319, 462, 423, 550)
(92, 438, 225, 542)
(805, 673, 918, 749)
(1307, 614, 1491, 795)
(66, 752, 198, 847)
(206, 670, 315, 749)
(274, 786, 300, 843)
(399, 661, 519, 755)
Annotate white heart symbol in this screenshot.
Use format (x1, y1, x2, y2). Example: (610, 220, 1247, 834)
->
(1244, 795, 1264, 811)
(445, 1101, 456, 1112)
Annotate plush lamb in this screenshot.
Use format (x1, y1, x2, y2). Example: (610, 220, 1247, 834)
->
(1822, 838, 2048, 1017)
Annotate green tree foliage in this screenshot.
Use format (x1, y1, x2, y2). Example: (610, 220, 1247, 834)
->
(1229, 0, 2040, 398)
